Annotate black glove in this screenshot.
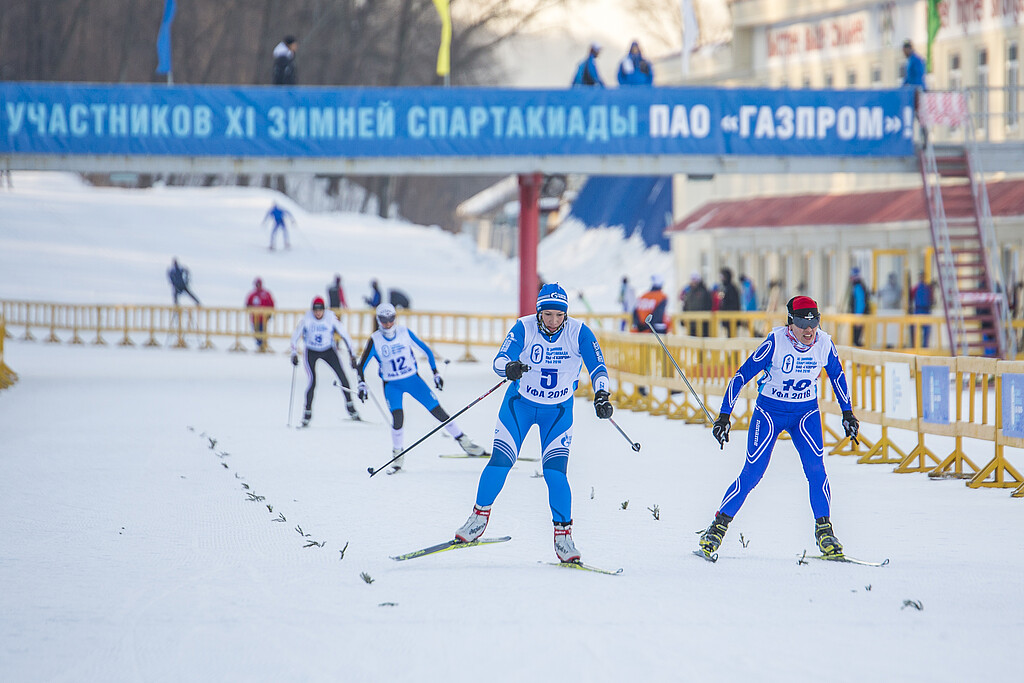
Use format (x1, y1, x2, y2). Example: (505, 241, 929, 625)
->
(504, 361, 530, 381)
(712, 413, 731, 449)
(350, 355, 358, 369)
(357, 381, 368, 402)
(593, 389, 613, 419)
(433, 372, 444, 390)
(842, 410, 860, 445)
(290, 354, 299, 366)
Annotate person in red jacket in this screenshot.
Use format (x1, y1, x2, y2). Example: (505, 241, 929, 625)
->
(245, 277, 276, 350)
(632, 274, 669, 333)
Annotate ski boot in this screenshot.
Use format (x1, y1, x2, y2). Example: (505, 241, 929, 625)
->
(553, 521, 581, 563)
(346, 403, 361, 421)
(300, 409, 312, 428)
(455, 505, 491, 543)
(386, 448, 405, 475)
(697, 512, 733, 560)
(814, 517, 844, 558)
(456, 434, 486, 456)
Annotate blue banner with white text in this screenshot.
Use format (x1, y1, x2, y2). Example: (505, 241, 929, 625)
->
(0, 83, 915, 158)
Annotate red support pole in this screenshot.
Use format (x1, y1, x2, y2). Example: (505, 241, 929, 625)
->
(518, 173, 542, 317)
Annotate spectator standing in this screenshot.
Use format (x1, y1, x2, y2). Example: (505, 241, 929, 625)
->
(681, 272, 712, 337)
(263, 203, 294, 251)
(571, 43, 605, 87)
(849, 267, 870, 347)
(902, 39, 927, 91)
(618, 276, 637, 331)
(326, 274, 348, 309)
(879, 272, 902, 310)
(272, 36, 298, 85)
(617, 40, 654, 86)
(364, 279, 383, 308)
(632, 274, 669, 333)
(719, 267, 741, 337)
(740, 275, 758, 312)
(389, 288, 411, 309)
(910, 271, 934, 348)
(167, 258, 200, 306)
(245, 277, 275, 350)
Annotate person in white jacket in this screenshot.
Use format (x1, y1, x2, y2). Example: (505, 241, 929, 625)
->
(290, 296, 359, 426)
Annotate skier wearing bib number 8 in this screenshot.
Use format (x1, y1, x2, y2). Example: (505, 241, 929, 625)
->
(290, 296, 361, 427)
(697, 296, 860, 561)
(356, 304, 485, 474)
(453, 283, 613, 564)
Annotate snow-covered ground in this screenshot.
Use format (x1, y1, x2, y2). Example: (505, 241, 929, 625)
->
(1, 174, 1021, 682)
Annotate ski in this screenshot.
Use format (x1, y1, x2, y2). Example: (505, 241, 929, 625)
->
(390, 536, 512, 561)
(438, 453, 539, 462)
(806, 553, 889, 567)
(543, 561, 622, 575)
(692, 549, 718, 563)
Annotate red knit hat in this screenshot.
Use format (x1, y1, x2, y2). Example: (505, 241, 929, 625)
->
(311, 296, 325, 309)
(787, 295, 820, 327)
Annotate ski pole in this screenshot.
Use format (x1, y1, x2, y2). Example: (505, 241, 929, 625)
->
(287, 363, 298, 427)
(334, 380, 391, 423)
(645, 314, 714, 425)
(368, 379, 507, 477)
(608, 417, 641, 452)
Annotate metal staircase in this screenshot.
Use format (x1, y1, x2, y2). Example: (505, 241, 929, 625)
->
(918, 93, 1017, 358)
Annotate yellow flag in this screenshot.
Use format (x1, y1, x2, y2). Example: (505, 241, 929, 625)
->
(432, 0, 452, 77)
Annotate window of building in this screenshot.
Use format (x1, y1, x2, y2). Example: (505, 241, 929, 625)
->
(1008, 42, 1019, 129)
(847, 69, 857, 87)
(802, 75, 811, 89)
(824, 71, 834, 88)
(977, 48, 989, 133)
(950, 53, 962, 91)
(871, 64, 882, 87)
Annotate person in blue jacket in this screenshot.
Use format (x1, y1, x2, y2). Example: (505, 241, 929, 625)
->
(572, 43, 605, 87)
(617, 40, 653, 86)
(453, 283, 613, 564)
(695, 296, 860, 562)
(902, 39, 927, 91)
(263, 203, 294, 251)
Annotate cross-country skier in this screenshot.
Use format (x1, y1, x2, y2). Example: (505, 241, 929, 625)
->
(264, 203, 294, 251)
(453, 283, 613, 564)
(289, 296, 360, 427)
(356, 303, 484, 474)
(696, 295, 860, 561)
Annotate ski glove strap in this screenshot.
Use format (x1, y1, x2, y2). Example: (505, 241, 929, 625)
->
(593, 389, 613, 419)
(842, 410, 860, 445)
(712, 413, 731, 449)
(433, 372, 444, 390)
(290, 354, 299, 366)
(357, 381, 368, 402)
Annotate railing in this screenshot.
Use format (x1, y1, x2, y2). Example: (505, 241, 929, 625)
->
(928, 85, 1024, 144)
(586, 331, 1024, 499)
(5, 300, 1023, 359)
(0, 314, 18, 389)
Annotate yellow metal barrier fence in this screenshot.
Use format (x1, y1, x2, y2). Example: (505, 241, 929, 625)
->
(1, 313, 18, 389)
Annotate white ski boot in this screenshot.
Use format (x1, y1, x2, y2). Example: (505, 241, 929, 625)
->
(456, 434, 486, 456)
(386, 448, 405, 475)
(553, 521, 581, 563)
(454, 505, 491, 543)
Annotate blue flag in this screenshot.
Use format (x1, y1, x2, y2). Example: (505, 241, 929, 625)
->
(156, 0, 177, 75)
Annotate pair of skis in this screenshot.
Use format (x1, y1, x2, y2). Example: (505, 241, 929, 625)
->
(692, 549, 889, 567)
(391, 536, 622, 575)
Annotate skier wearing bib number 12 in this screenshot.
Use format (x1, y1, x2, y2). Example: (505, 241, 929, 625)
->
(696, 295, 860, 562)
(453, 283, 613, 564)
(356, 304, 485, 475)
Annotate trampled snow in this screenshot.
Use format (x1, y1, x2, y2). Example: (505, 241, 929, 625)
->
(0, 173, 1020, 682)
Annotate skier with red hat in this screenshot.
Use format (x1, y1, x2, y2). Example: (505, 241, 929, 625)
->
(696, 295, 860, 562)
(289, 296, 360, 427)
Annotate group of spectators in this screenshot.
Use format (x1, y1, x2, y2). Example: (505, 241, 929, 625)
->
(572, 40, 654, 88)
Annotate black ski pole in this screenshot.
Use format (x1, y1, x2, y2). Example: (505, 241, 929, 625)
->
(645, 314, 715, 425)
(287, 363, 298, 427)
(368, 379, 507, 477)
(608, 417, 641, 452)
(334, 380, 391, 423)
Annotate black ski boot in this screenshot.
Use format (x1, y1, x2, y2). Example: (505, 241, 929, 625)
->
(814, 516, 844, 558)
(301, 409, 312, 428)
(698, 512, 733, 560)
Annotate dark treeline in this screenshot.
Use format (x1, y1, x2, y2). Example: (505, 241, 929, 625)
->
(0, 0, 571, 229)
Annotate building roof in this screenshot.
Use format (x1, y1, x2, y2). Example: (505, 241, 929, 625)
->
(668, 178, 1024, 232)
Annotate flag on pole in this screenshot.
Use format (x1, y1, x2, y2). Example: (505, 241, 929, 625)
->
(432, 0, 452, 77)
(156, 0, 177, 75)
(926, 0, 940, 72)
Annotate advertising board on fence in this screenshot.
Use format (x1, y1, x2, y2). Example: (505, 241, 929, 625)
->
(884, 362, 917, 421)
(920, 365, 950, 425)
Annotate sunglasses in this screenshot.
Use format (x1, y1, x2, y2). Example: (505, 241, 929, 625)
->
(792, 315, 820, 329)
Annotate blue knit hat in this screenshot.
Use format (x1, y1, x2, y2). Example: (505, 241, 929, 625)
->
(536, 283, 569, 313)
